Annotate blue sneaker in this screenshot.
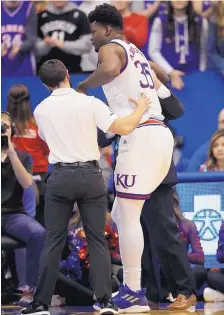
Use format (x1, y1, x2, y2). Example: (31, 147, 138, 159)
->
(93, 285, 150, 313)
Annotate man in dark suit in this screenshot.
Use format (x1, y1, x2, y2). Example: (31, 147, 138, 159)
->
(141, 93, 196, 311)
(98, 88, 196, 311)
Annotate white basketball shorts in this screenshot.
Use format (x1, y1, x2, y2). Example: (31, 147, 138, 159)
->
(114, 119, 174, 200)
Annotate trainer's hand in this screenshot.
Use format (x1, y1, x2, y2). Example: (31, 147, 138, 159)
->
(76, 82, 88, 95)
(129, 93, 150, 113)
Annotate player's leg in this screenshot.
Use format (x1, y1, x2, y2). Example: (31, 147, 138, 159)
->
(110, 197, 150, 313)
(115, 197, 144, 291)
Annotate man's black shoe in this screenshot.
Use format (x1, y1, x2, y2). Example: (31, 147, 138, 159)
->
(21, 301, 49, 315)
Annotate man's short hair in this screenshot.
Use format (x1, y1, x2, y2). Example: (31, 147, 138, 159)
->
(39, 59, 67, 88)
(88, 3, 123, 29)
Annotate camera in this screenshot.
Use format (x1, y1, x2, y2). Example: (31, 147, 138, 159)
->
(1, 122, 8, 149)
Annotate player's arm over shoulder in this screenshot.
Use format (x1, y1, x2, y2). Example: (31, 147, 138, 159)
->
(98, 43, 123, 78)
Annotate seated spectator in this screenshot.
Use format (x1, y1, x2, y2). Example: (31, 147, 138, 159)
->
(53, 211, 120, 306)
(1, 112, 45, 306)
(192, 0, 214, 18)
(203, 221, 224, 302)
(36, 0, 92, 73)
(1, 1, 37, 76)
(6, 84, 49, 227)
(200, 129, 224, 172)
(173, 190, 205, 266)
(187, 108, 224, 172)
(15, 184, 38, 294)
(112, 0, 149, 49)
(149, 0, 208, 90)
(172, 190, 206, 294)
(207, 1, 224, 76)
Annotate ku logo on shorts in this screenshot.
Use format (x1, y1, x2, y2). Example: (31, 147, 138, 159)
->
(116, 174, 137, 189)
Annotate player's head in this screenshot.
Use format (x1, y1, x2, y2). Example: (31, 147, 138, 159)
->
(218, 108, 224, 130)
(39, 59, 72, 91)
(88, 3, 123, 52)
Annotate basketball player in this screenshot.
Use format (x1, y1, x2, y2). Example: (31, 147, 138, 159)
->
(77, 4, 174, 313)
(1, 1, 36, 76)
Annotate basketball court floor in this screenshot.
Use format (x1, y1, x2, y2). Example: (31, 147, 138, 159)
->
(2, 303, 224, 315)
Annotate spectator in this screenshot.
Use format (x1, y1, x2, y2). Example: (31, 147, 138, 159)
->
(141, 1, 167, 19)
(187, 108, 224, 172)
(78, 1, 106, 72)
(173, 190, 205, 266)
(149, 0, 208, 90)
(172, 190, 206, 294)
(1, 112, 45, 306)
(207, 1, 224, 76)
(200, 129, 224, 172)
(36, 0, 92, 73)
(112, 1, 149, 49)
(192, 1, 214, 18)
(203, 222, 224, 302)
(6, 84, 49, 227)
(1, 1, 37, 76)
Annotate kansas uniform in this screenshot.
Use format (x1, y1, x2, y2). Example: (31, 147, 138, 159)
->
(102, 39, 174, 200)
(37, 7, 90, 73)
(1, 1, 35, 76)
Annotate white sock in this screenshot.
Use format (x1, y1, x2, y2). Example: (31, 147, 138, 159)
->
(111, 197, 144, 292)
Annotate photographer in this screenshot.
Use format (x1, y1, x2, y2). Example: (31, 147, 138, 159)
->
(1, 112, 45, 305)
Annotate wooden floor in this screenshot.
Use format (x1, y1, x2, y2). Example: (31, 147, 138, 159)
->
(2, 303, 224, 315)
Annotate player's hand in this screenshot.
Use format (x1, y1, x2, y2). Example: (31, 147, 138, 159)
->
(76, 82, 88, 95)
(1, 42, 8, 57)
(8, 45, 20, 59)
(129, 93, 150, 113)
(170, 70, 185, 90)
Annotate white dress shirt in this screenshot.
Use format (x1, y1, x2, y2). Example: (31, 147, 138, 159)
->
(34, 88, 117, 164)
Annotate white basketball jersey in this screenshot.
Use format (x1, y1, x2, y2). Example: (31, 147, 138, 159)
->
(102, 39, 164, 122)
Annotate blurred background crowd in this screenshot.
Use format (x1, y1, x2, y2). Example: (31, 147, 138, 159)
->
(1, 0, 224, 310)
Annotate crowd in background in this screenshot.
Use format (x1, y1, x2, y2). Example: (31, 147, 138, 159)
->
(1, 0, 224, 309)
(1, 0, 224, 79)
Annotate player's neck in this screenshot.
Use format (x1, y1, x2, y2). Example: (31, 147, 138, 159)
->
(112, 33, 124, 41)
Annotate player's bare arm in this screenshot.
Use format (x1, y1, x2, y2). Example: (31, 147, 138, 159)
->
(149, 61, 170, 86)
(76, 44, 123, 94)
